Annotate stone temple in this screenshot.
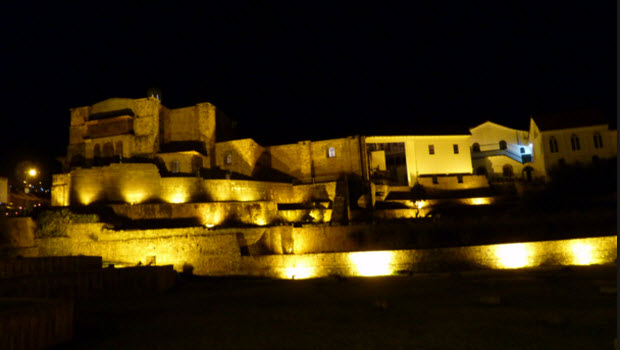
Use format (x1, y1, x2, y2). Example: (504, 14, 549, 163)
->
(51, 95, 617, 226)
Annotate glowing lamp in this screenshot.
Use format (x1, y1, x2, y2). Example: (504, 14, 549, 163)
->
(349, 251, 395, 277)
(493, 243, 532, 269)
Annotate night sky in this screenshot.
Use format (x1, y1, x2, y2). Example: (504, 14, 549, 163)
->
(0, 2, 616, 180)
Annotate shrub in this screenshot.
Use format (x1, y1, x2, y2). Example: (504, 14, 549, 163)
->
(36, 209, 99, 238)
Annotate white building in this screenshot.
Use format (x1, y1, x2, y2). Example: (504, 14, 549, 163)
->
(528, 110, 617, 180)
(365, 135, 487, 191)
(469, 121, 534, 181)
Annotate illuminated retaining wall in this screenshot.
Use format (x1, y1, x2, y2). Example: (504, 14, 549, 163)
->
(36, 220, 616, 279)
(110, 202, 278, 227)
(235, 236, 618, 279)
(53, 163, 338, 207)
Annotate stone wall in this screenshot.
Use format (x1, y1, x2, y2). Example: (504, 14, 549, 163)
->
(69, 163, 162, 205)
(0, 177, 7, 204)
(0, 217, 38, 257)
(36, 225, 616, 278)
(53, 163, 338, 207)
(267, 137, 363, 183)
(417, 174, 489, 191)
(109, 202, 279, 227)
(215, 139, 265, 177)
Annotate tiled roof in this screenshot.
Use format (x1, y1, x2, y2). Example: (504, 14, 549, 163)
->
(532, 109, 609, 131)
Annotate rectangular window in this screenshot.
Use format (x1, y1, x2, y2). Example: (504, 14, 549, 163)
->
(453, 144, 459, 154)
(457, 175, 463, 183)
(432, 176, 438, 184)
(171, 161, 180, 173)
(428, 145, 435, 155)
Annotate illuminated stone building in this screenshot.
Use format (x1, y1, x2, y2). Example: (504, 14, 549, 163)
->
(52, 96, 614, 227)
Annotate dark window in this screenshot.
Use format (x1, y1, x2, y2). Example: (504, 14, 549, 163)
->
(549, 137, 559, 153)
(476, 166, 487, 175)
(103, 142, 114, 158)
(593, 132, 603, 149)
(472, 143, 480, 152)
(520, 147, 525, 154)
(499, 140, 507, 150)
(457, 175, 463, 183)
(502, 164, 513, 177)
(432, 176, 438, 184)
(453, 144, 459, 154)
(428, 145, 435, 155)
(570, 134, 580, 151)
(94, 144, 101, 158)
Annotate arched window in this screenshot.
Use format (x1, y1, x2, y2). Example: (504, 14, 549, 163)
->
(115, 141, 123, 157)
(593, 132, 603, 149)
(520, 147, 525, 154)
(570, 134, 580, 151)
(225, 153, 232, 165)
(327, 147, 336, 158)
(502, 164, 513, 177)
(549, 137, 558, 153)
(499, 140, 507, 150)
(93, 144, 101, 158)
(472, 143, 480, 152)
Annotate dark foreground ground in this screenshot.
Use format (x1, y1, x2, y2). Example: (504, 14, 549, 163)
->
(58, 264, 616, 350)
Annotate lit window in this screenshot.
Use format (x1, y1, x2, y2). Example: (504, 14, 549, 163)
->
(328, 147, 336, 158)
(453, 144, 459, 154)
(593, 132, 603, 149)
(225, 153, 232, 165)
(549, 137, 558, 153)
(570, 134, 580, 151)
(428, 145, 435, 155)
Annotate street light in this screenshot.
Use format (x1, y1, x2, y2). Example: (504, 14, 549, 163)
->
(28, 168, 37, 177)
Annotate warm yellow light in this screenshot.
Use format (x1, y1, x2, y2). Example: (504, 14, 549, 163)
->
(494, 243, 532, 268)
(167, 192, 188, 204)
(124, 191, 147, 205)
(570, 242, 595, 266)
(205, 224, 214, 228)
(349, 251, 394, 277)
(253, 217, 267, 226)
(79, 190, 96, 205)
(28, 168, 37, 177)
(283, 266, 316, 280)
(415, 200, 427, 209)
(471, 197, 490, 205)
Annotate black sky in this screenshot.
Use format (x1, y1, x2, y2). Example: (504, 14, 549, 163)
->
(0, 2, 616, 179)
